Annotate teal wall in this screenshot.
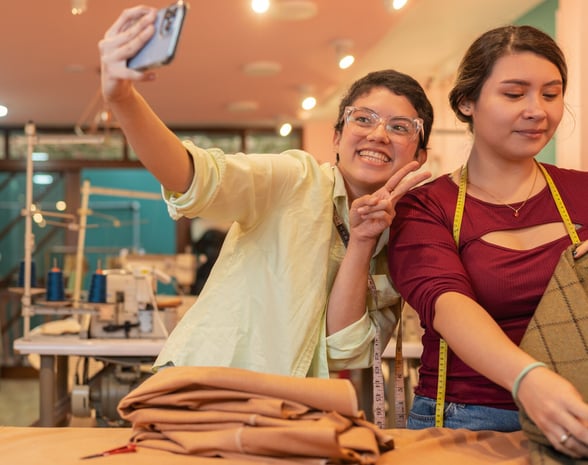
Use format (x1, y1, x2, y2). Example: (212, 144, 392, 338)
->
(79, 168, 176, 291)
(515, 0, 559, 164)
(81, 168, 175, 255)
(515, 0, 557, 36)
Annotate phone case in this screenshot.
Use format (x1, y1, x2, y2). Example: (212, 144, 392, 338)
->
(127, 2, 187, 71)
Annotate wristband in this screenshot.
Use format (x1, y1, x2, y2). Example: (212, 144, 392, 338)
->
(512, 361, 547, 403)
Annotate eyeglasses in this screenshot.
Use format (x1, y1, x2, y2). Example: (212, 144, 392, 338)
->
(343, 106, 424, 143)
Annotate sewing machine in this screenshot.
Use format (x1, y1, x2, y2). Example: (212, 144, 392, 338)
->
(87, 253, 196, 339)
(88, 269, 170, 340)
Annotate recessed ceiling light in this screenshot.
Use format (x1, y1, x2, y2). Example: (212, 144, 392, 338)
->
(251, 0, 270, 14)
(0, 105, 7, 118)
(242, 61, 282, 77)
(301, 96, 316, 111)
(278, 122, 293, 137)
(269, 0, 318, 21)
(71, 0, 88, 15)
(383, 0, 408, 11)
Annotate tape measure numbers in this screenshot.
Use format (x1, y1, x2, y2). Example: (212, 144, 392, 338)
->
(334, 209, 388, 429)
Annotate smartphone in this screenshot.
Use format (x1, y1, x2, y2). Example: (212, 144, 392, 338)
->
(127, 1, 188, 71)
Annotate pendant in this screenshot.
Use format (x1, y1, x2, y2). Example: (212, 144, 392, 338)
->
(513, 210, 520, 218)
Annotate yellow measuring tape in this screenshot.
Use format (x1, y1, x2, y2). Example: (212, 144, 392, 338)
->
(435, 161, 579, 427)
(537, 163, 580, 243)
(435, 164, 467, 427)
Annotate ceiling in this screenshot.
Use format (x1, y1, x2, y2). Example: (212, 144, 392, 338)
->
(0, 0, 544, 133)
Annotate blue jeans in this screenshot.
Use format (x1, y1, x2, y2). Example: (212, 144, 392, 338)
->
(407, 395, 521, 432)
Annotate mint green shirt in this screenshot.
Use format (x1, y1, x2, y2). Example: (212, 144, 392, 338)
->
(154, 141, 400, 377)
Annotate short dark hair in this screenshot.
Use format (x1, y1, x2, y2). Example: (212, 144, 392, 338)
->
(334, 69, 434, 150)
(449, 25, 568, 131)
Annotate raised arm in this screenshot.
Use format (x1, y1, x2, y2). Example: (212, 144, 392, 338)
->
(99, 5, 193, 193)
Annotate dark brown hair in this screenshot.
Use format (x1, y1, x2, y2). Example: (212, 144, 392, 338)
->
(334, 69, 434, 150)
(449, 25, 568, 131)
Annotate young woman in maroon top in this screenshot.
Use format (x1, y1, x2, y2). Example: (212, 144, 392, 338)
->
(389, 25, 588, 458)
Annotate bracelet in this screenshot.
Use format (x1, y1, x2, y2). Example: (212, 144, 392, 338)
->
(512, 362, 547, 403)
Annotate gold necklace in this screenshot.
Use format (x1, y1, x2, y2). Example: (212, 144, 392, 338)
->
(467, 163, 539, 217)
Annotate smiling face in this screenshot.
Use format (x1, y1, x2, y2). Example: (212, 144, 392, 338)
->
(461, 51, 564, 162)
(333, 87, 426, 201)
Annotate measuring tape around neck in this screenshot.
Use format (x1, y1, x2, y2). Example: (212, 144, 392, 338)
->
(536, 163, 580, 244)
(435, 161, 579, 428)
(435, 164, 467, 427)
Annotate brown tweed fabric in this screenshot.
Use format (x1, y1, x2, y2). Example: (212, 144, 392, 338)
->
(518, 244, 588, 465)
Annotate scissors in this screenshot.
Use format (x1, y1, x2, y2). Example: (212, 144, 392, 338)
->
(80, 443, 137, 460)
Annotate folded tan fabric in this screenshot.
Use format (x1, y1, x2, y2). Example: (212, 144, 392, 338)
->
(518, 245, 588, 465)
(117, 366, 393, 464)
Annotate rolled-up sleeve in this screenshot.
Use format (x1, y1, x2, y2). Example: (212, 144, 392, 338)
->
(162, 142, 227, 220)
(327, 311, 375, 369)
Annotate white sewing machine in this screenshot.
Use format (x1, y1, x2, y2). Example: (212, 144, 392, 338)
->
(88, 269, 168, 339)
(88, 253, 196, 339)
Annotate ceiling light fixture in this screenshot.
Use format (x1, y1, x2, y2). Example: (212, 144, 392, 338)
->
(275, 115, 293, 137)
(278, 122, 293, 137)
(71, 0, 88, 15)
(383, 0, 408, 11)
(276, 116, 292, 137)
(301, 96, 316, 111)
(269, 0, 318, 21)
(242, 61, 282, 77)
(0, 105, 7, 118)
(332, 39, 355, 70)
(299, 85, 316, 111)
(251, 0, 270, 14)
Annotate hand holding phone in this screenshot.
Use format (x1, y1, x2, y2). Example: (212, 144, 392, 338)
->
(127, 1, 188, 71)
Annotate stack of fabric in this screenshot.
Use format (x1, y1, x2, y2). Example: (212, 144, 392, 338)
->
(117, 366, 394, 464)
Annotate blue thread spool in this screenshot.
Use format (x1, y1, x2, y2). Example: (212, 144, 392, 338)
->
(88, 268, 107, 303)
(46, 264, 65, 302)
(18, 260, 37, 287)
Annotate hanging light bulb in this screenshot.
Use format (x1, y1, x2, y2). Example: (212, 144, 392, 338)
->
(279, 122, 293, 137)
(338, 54, 355, 70)
(333, 39, 355, 70)
(299, 85, 317, 111)
(301, 96, 316, 111)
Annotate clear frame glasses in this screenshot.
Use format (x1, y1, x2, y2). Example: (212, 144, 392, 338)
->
(343, 106, 424, 143)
